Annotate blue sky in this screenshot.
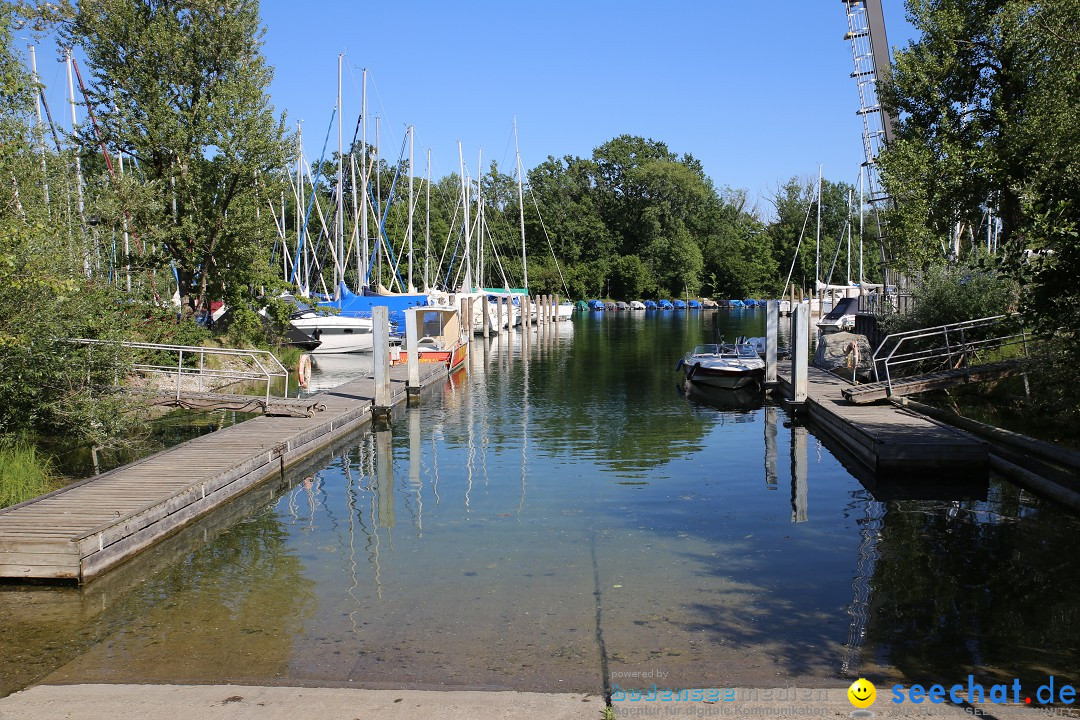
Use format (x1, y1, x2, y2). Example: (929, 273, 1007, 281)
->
(25, 1, 916, 216)
(258, 1, 915, 215)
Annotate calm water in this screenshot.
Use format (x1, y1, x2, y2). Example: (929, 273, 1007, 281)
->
(2, 310, 1079, 697)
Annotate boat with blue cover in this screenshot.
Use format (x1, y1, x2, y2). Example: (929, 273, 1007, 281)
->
(644, 300, 657, 310)
(658, 299, 674, 310)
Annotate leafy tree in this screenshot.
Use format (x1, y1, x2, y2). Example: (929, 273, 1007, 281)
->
(50, 0, 291, 317)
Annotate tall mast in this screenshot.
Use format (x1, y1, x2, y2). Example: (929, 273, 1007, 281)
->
(425, 147, 431, 291)
(375, 116, 381, 287)
(296, 122, 305, 293)
(476, 148, 483, 289)
(336, 52, 344, 299)
(28, 45, 49, 210)
(847, 188, 853, 285)
(815, 163, 822, 303)
(514, 116, 528, 292)
(360, 69, 369, 289)
(65, 47, 89, 276)
(458, 141, 472, 292)
(407, 125, 415, 292)
(859, 167, 865, 284)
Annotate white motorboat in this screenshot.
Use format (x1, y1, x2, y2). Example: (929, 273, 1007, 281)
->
(677, 342, 765, 390)
(629, 300, 646, 311)
(816, 296, 859, 333)
(289, 311, 375, 354)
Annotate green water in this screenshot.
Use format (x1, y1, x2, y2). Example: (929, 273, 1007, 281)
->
(2, 310, 1078, 698)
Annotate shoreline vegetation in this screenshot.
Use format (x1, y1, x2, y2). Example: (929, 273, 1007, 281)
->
(2, 1, 1078, 507)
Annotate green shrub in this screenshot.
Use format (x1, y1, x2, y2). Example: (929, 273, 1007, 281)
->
(0, 437, 54, 509)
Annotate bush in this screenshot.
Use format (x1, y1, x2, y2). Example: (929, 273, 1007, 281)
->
(0, 437, 54, 509)
(885, 259, 1018, 335)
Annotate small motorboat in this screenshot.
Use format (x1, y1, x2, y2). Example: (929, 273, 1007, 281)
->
(673, 299, 687, 309)
(677, 341, 765, 390)
(658, 299, 674, 310)
(643, 300, 657, 310)
(395, 307, 468, 371)
(688, 299, 701, 309)
(817, 296, 859, 333)
(616, 301, 630, 311)
(629, 300, 646, 310)
(588, 299, 606, 311)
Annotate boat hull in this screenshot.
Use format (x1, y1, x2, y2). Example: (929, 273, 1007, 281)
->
(684, 363, 763, 390)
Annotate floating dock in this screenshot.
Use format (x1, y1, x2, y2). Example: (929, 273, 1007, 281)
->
(0, 362, 448, 583)
(777, 362, 987, 475)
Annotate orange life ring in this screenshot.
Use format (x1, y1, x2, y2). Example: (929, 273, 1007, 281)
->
(298, 353, 312, 389)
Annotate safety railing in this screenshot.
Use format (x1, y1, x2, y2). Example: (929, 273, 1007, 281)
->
(871, 315, 1029, 393)
(71, 339, 291, 404)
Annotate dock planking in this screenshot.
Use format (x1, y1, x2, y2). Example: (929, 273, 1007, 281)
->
(777, 362, 987, 475)
(0, 361, 449, 583)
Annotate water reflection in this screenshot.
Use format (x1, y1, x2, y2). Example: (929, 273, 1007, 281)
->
(3, 312, 1079, 697)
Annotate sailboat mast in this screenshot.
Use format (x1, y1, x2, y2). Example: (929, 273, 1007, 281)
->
(360, 69, 369, 289)
(425, 148, 431, 291)
(28, 45, 50, 209)
(407, 125, 414, 292)
(847, 188, 853, 286)
(476, 149, 483, 289)
(815, 163, 822, 306)
(458, 141, 473, 292)
(514, 116, 528, 292)
(65, 48, 89, 277)
(336, 52, 344, 299)
(859, 166, 865, 285)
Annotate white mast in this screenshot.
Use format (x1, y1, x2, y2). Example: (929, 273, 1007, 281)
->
(407, 125, 415, 292)
(360, 69, 369, 289)
(476, 148, 483, 289)
(859, 167, 865, 285)
(458, 141, 472, 292)
(425, 147, 431, 291)
(847, 188, 853, 286)
(296, 122, 305, 294)
(514, 116, 528, 292)
(28, 45, 49, 209)
(335, 52, 344, 299)
(65, 48, 89, 276)
(815, 163, 822, 306)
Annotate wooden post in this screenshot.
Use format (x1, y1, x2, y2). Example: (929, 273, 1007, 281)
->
(373, 306, 392, 415)
(522, 294, 530, 349)
(541, 294, 549, 325)
(765, 299, 779, 385)
(554, 294, 560, 322)
(535, 295, 542, 334)
(791, 424, 808, 523)
(466, 296, 475, 343)
(482, 295, 490, 339)
(405, 307, 419, 398)
(789, 302, 808, 406)
(497, 296, 505, 334)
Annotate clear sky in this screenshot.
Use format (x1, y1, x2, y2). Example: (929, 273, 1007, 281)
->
(24, 1, 916, 217)
(258, 0, 916, 216)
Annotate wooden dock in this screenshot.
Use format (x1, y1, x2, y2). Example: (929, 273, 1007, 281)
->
(0, 362, 448, 583)
(777, 362, 987, 475)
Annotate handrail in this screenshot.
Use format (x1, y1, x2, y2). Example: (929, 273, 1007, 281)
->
(870, 315, 1028, 394)
(70, 339, 291, 405)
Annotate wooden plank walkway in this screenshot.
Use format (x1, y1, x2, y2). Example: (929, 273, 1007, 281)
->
(841, 359, 1030, 404)
(0, 361, 448, 583)
(778, 362, 987, 475)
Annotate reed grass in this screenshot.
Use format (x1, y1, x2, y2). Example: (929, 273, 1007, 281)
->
(0, 437, 54, 509)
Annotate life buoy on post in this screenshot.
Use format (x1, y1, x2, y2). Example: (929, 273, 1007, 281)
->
(298, 353, 312, 389)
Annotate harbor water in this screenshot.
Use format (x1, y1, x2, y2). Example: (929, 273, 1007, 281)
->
(2, 310, 1078, 697)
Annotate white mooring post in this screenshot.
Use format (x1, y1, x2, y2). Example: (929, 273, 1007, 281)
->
(373, 306, 392, 414)
(790, 301, 809, 405)
(521, 295, 530, 349)
(482, 296, 490, 339)
(405, 307, 419, 398)
(553, 294, 560, 323)
(466, 297, 475, 344)
(765, 300, 779, 385)
(497, 296, 505, 334)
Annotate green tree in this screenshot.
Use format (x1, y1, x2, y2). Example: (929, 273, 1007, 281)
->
(52, 0, 291, 317)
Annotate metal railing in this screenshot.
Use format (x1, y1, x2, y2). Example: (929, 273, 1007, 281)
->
(871, 315, 1029, 393)
(71, 339, 291, 404)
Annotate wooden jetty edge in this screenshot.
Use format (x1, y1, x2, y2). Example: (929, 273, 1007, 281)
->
(0, 362, 448, 583)
(776, 361, 987, 475)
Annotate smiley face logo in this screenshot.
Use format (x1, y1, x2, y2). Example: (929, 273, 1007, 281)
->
(848, 678, 877, 708)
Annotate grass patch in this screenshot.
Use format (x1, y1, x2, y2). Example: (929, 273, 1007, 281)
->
(0, 437, 54, 509)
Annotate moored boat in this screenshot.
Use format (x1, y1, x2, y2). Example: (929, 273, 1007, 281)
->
(677, 341, 765, 390)
(395, 306, 468, 371)
(629, 300, 646, 311)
